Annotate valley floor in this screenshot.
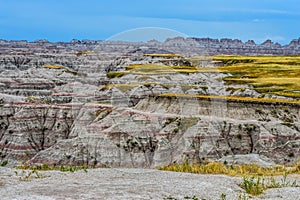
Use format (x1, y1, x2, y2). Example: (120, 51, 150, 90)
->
(0, 167, 299, 200)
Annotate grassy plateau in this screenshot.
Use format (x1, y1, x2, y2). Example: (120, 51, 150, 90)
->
(212, 55, 300, 98)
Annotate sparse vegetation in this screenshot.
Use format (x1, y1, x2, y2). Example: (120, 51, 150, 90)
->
(124, 64, 198, 74)
(240, 173, 299, 196)
(15, 169, 48, 181)
(163, 195, 202, 200)
(211, 55, 300, 98)
(59, 164, 88, 173)
(158, 93, 300, 105)
(220, 193, 226, 200)
(104, 55, 300, 101)
(144, 53, 181, 57)
(0, 160, 8, 166)
(26, 96, 50, 104)
(43, 64, 64, 69)
(240, 176, 265, 196)
(107, 71, 128, 78)
(63, 69, 87, 76)
(17, 164, 56, 171)
(238, 192, 249, 200)
(159, 160, 300, 176)
(17, 163, 92, 173)
(160, 161, 300, 197)
(95, 107, 113, 120)
(76, 51, 92, 56)
(100, 83, 140, 92)
(137, 75, 156, 81)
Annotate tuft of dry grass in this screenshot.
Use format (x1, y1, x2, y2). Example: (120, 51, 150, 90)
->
(107, 71, 128, 79)
(143, 53, 181, 57)
(125, 64, 198, 74)
(159, 160, 300, 177)
(43, 65, 64, 69)
(100, 83, 140, 92)
(158, 93, 300, 105)
(63, 70, 87, 76)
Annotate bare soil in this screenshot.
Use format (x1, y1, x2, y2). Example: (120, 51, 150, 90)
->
(0, 167, 299, 200)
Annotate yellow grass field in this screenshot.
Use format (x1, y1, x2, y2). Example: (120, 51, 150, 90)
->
(212, 55, 300, 98)
(106, 55, 300, 100)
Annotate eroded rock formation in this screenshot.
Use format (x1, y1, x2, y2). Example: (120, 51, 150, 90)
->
(0, 38, 299, 167)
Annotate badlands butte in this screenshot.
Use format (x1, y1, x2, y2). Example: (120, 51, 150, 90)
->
(0, 37, 300, 169)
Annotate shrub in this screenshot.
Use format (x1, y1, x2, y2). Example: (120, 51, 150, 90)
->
(0, 160, 8, 167)
(237, 133, 242, 140)
(240, 176, 265, 196)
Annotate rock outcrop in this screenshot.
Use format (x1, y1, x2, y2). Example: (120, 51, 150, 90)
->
(0, 38, 299, 167)
(1, 94, 299, 167)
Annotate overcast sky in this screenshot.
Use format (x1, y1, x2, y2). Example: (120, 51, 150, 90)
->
(0, 0, 299, 44)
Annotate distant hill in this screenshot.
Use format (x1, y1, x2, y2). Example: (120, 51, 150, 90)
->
(1, 37, 300, 55)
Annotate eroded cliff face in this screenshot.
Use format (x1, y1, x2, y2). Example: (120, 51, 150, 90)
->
(3, 96, 295, 168)
(0, 102, 79, 164)
(0, 39, 300, 167)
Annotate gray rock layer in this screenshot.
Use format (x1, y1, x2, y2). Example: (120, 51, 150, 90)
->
(0, 39, 299, 167)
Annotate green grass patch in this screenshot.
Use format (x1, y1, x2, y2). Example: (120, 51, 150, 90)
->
(240, 174, 299, 196)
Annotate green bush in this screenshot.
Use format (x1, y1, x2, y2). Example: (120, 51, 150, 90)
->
(0, 160, 8, 167)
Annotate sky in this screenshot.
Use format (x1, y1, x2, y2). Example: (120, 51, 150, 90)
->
(0, 0, 300, 44)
